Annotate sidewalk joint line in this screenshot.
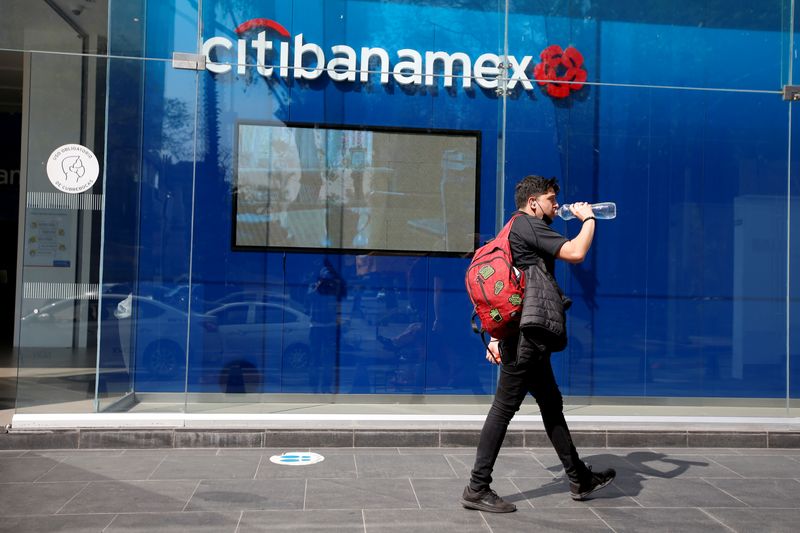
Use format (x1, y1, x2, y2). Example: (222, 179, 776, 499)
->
(234, 510, 244, 533)
(53, 480, 91, 515)
(698, 507, 737, 532)
(181, 479, 202, 512)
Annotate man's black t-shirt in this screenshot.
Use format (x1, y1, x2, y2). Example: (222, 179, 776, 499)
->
(508, 211, 568, 276)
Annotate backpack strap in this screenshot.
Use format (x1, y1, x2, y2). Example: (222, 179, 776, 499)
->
(470, 311, 492, 350)
(495, 212, 521, 242)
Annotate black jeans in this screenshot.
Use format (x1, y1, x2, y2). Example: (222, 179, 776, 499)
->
(469, 335, 591, 490)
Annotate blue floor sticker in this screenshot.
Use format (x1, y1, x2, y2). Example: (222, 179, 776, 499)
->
(269, 451, 325, 466)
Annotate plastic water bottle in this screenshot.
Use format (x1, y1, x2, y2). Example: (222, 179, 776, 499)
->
(556, 202, 616, 220)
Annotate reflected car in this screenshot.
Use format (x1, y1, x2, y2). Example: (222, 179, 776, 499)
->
(209, 290, 304, 311)
(206, 301, 312, 370)
(20, 293, 221, 384)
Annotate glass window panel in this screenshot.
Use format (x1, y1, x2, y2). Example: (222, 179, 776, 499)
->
(12, 51, 199, 414)
(505, 84, 790, 403)
(182, 0, 505, 409)
(507, 0, 793, 91)
(6, 0, 794, 419)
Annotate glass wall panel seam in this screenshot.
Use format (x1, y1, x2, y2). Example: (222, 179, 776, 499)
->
(94, 51, 114, 413)
(791, 0, 796, 85)
(0, 48, 172, 62)
(787, 102, 793, 413)
(182, 77, 201, 417)
(498, 0, 509, 231)
(181, 0, 205, 417)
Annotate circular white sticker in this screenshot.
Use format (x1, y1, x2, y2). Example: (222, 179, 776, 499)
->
(46, 144, 99, 194)
(269, 452, 325, 466)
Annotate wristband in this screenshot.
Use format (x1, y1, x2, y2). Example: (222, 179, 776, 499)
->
(583, 216, 596, 223)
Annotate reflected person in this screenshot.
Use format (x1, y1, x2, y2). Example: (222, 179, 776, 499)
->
(306, 259, 347, 393)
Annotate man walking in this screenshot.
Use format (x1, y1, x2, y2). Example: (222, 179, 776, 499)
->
(461, 175, 615, 513)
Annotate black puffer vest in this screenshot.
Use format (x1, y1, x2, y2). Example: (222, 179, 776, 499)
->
(518, 260, 571, 354)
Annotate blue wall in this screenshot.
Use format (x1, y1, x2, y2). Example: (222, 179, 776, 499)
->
(103, 0, 799, 399)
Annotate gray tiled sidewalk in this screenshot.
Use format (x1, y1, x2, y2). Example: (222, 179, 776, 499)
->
(1, 447, 799, 532)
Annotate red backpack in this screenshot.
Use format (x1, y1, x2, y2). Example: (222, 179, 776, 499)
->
(465, 214, 525, 342)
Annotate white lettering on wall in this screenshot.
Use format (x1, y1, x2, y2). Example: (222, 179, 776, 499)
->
(0, 169, 20, 186)
(199, 29, 542, 94)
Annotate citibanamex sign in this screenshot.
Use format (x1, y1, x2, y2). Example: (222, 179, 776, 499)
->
(199, 19, 586, 99)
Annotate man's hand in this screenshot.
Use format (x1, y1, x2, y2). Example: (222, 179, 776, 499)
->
(569, 201, 595, 222)
(486, 339, 502, 365)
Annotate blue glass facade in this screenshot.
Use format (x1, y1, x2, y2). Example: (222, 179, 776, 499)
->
(5, 1, 799, 411)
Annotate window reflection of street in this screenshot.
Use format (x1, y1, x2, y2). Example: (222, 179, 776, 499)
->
(13, 254, 493, 408)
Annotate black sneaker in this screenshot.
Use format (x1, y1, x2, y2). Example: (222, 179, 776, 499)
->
(460, 485, 516, 513)
(570, 466, 616, 501)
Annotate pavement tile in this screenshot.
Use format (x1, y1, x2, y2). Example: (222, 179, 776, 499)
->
(0, 450, 26, 458)
(59, 480, 198, 514)
(37, 453, 165, 482)
(617, 451, 739, 479)
(0, 482, 87, 515)
(239, 510, 364, 532)
(442, 453, 474, 470)
(411, 478, 523, 510)
(398, 447, 473, 455)
(149, 454, 260, 480)
(185, 479, 306, 511)
(615, 477, 746, 508)
(481, 508, 611, 532)
(363, 509, 489, 532)
(704, 508, 800, 533)
(0, 456, 61, 482)
(735, 448, 800, 456)
(120, 449, 217, 457)
(356, 453, 456, 478)
(22, 449, 125, 458)
(446, 452, 554, 479)
(305, 478, 419, 510)
(533, 452, 635, 478)
(217, 448, 286, 456)
(256, 453, 356, 479)
(704, 478, 800, 507)
(325, 447, 399, 455)
(0, 514, 115, 533)
(571, 448, 642, 456)
(2, 442, 799, 531)
(593, 508, 731, 532)
(105, 511, 240, 532)
(706, 454, 800, 478)
(511, 477, 635, 508)
(646, 448, 740, 455)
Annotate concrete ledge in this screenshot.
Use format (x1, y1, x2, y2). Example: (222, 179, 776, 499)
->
(2, 425, 800, 451)
(2, 429, 799, 450)
(10, 413, 800, 430)
(3, 413, 798, 450)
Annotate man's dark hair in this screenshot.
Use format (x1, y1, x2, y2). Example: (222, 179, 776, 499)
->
(514, 175, 560, 209)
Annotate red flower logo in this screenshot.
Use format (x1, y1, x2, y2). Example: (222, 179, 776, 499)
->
(533, 45, 587, 99)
